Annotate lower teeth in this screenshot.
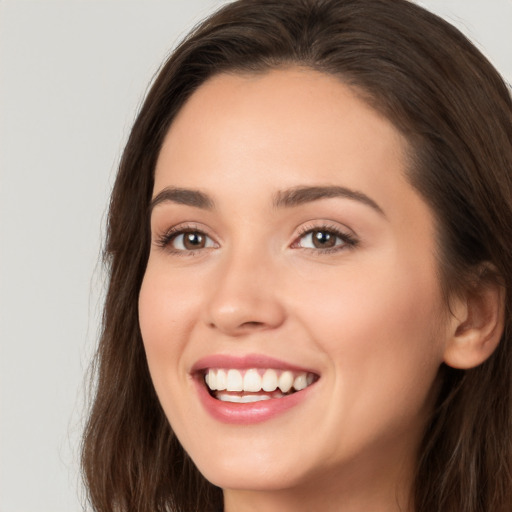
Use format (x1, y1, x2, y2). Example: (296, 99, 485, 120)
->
(216, 391, 288, 403)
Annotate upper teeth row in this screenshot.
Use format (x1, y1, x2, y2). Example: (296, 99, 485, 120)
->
(204, 368, 314, 393)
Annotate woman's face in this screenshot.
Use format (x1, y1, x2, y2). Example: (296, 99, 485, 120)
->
(139, 68, 450, 500)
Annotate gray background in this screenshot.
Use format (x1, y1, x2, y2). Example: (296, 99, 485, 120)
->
(1, 1, 510, 510)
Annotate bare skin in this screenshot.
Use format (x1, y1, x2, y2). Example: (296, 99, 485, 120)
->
(139, 68, 503, 511)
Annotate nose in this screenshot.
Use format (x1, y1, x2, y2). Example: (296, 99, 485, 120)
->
(203, 248, 286, 336)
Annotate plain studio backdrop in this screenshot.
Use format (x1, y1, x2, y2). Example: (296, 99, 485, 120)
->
(0, 1, 510, 511)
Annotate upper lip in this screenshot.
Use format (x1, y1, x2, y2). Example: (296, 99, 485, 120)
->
(191, 353, 319, 375)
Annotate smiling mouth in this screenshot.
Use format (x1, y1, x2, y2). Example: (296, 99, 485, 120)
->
(203, 368, 319, 403)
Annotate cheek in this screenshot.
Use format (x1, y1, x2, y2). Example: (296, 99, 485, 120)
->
(138, 262, 208, 445)
(138, 263, 199, 375)
(294, 254, 444, 348)
(291, 257, 446, 427)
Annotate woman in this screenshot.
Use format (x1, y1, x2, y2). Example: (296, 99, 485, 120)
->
(81, 0, 512, 510)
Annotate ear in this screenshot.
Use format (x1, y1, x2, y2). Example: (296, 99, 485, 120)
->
(443, 270, 505, 370)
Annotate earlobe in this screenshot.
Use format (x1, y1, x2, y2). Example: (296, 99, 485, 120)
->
(443, 274, 505, 370)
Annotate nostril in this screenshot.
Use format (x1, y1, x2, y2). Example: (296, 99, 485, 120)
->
(241, 321, 265, 328)
(207, 320, 266, 330)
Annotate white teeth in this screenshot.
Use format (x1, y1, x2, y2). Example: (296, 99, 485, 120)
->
(216, 369, 227, 391)
(243, 369, 262, 392)
(262, 369, 278, 392)
(239, 394, 271, 403)
(226, 369, 243, 391)
(293, 373, 308, 391)
(217, 393, 272, 403)
(278, 371, 294, 393)
(204, 368, 317, 395)
(217, 393, 242, 403)
(206, 369, 217, 390)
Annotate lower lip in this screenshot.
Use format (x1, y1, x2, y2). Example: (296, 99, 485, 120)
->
(194, 377, 315, 424)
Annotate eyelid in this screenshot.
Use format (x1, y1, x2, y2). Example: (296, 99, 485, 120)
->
(154, 222, 219, 253)
(153, 220, 358, 255)
(291, 222, 359, 252)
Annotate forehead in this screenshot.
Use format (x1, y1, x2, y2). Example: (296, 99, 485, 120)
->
(154, 67, 409, 196)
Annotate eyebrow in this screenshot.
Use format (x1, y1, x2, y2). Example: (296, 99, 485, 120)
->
(150, 187, 215, 212)
(273, 185, 385, 216)
(149, 184, 384, 216)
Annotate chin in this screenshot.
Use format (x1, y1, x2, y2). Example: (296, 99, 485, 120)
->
(198, 459, 309, 492)
(182, 434, 317, 492)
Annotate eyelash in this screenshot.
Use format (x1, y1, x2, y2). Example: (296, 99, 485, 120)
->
(155, 223, 215, 255)
(292, 223, 359, 254)
(155, 223, 358, 255)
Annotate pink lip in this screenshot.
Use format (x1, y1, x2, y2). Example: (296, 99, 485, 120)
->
(191, 353, 319, 425)
(193, 376, 315, 424)
(191, 353, 314, 373)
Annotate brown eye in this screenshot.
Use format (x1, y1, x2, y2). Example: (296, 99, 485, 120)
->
(182, 232, 206, 249)
(295, 227, 357, 252)
(311, 230, 336, 248)
(170, 231, 215, 251)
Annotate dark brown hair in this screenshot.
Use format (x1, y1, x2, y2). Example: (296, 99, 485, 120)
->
(81, 1, 512, 510)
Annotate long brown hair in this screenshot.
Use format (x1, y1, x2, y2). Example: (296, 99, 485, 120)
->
(81, 1, 512, 510)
